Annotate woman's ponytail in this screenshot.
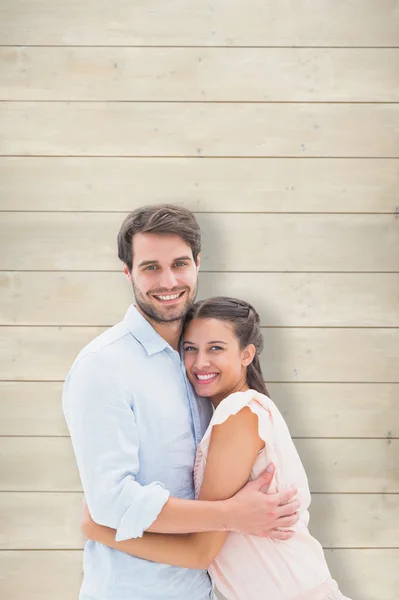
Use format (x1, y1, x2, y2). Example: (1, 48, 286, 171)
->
(247, 354, 269, 396)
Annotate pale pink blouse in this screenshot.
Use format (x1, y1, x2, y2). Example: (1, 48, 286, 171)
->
(194, 390, 351, 600)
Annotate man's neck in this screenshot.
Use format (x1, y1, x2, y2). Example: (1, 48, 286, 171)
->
(135, 305, 183, 351)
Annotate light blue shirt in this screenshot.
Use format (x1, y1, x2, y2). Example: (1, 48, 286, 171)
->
(63, 305, 213, 600)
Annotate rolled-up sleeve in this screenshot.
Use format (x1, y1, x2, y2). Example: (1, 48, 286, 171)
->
(62, 352, 170, 540)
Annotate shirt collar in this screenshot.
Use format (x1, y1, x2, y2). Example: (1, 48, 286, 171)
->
(123, 305, 169, 356)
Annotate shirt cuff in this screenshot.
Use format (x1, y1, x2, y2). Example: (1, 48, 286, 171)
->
(115, 482, 171, 541)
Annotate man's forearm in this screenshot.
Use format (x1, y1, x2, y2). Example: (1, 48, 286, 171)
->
(146, 496, 230, 534)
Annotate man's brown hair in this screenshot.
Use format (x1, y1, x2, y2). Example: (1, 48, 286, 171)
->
(117, 204, 201, 271)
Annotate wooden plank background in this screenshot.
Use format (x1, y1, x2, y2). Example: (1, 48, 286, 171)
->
(0, 1, 398, 599)
(2, 103, 399, 157)
(1, 158, 398, 212)
(1, 47, 399, 102)
(1, 1, 399, 46)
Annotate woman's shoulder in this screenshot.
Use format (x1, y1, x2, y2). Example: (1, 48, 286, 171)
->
(215, 389, 273, 416)
(197, 391, 264, 454)
(202, 390, 275, 439)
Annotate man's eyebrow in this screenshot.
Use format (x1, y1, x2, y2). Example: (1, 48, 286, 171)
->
(174, 256, 192, 262)
(138, 256, 192, 268)
(138, 259, 160, 268)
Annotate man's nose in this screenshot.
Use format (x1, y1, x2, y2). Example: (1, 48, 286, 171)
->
(158, 269, 178, 289)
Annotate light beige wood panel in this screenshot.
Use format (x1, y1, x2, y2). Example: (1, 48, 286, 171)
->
(0, 382, 68, 435)
(0, 438, 80, 492)
(1, 326, 398, 382)
(272, 383, 398, 438)
(295, 439, 399, 493)
(0, 551, 82, 600)
(1, 382, 397, 438)
(1, 157, 397, 212)
(261, 327, 399, 383)
(0, 493, 84, 549)
(1, 550, 398, 600)
(1, 213, 398, 272)
(1, 102, 398, 157)
(1, 492, 397, 548)
(309, 494, 399, 548)
(2, 272, 398, 327)
(1, 0, 398, 46)
(2, 47, 399, 102)
(1, 438, 397, 493)
(325, 549, 399, 600)
(0, 326, 105, 381)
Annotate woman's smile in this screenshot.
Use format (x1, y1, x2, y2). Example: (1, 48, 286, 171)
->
(183, 317, 252, 404)
(194, 372, 220, 384)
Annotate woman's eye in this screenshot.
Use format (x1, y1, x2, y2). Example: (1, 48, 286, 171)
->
(211, 346, 223, 351)
(184, 346, 196, 352)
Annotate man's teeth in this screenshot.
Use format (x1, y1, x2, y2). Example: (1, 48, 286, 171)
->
(156, 293, 182, 301)
(196, 374, 218, 381)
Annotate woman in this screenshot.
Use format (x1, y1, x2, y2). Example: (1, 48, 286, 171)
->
(81, 297, 350, 600)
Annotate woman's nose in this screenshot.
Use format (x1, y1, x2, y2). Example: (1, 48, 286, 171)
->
(195, 352, 211, 369)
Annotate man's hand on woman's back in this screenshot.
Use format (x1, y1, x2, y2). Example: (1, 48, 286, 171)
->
(225, 464, 300, 539)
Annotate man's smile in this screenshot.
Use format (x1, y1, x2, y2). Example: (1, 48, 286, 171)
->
(152, 291, 186, 304)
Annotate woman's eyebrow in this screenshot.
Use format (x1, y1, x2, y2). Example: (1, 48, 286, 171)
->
(183, 340, 228, 344)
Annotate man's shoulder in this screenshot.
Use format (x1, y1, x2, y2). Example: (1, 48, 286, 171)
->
(79, 320, 128, 356)
(67, 318, 141, 376)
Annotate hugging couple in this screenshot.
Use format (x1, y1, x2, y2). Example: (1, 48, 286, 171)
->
(63, 204, 350, 600)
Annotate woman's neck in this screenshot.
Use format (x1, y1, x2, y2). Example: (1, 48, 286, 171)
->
(211, 380, 250, 409)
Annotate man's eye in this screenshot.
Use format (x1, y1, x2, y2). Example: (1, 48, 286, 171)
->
(145, 265, 157, 271)
(174, 261, 187, 267)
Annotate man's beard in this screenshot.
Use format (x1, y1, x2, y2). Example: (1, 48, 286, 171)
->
(131, 279, 197, 324)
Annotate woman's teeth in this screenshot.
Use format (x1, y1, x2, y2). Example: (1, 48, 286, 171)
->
(196, 373, 218, 381)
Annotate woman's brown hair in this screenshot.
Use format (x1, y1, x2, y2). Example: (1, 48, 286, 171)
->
(184, 297, 269, 396)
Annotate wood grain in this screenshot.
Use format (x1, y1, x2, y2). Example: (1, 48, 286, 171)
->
(1, 0, 398, 46)
(2, 47, 398, 101)
(2, 157, 397, 212)
(1, 103, 398, 157)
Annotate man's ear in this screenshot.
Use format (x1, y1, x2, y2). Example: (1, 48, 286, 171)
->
(196, 253, 201, 271)
(123, 264, 132, 282)
(242, 344, 256, 367)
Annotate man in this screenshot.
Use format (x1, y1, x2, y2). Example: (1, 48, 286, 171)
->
(63, 204, 299, 600)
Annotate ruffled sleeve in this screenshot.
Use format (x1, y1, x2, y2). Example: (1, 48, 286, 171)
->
(196, 389, 280, 489)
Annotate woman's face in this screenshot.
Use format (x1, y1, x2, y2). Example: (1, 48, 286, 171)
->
(183, 318, 254, 404)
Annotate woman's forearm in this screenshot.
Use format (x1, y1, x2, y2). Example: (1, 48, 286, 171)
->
(146, 495, 230, 534)
(83, 519, 225, 569)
